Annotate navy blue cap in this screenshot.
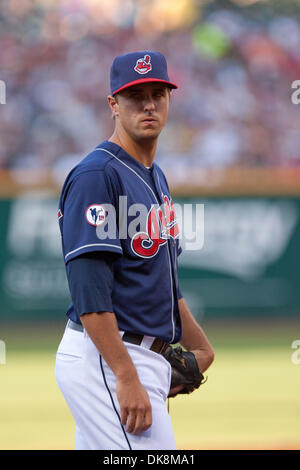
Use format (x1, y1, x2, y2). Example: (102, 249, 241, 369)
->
(110, 51, 178, 96)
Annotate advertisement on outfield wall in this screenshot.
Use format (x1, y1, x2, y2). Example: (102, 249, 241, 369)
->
(0, 194, 299, 321)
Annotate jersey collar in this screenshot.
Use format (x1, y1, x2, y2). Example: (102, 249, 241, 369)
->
(96, 140, 156, 175)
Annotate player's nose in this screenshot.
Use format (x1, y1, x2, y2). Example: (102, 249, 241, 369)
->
(143, 95, 156, 112)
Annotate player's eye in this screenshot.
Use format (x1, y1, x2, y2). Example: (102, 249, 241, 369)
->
(129, 91, 141, 98)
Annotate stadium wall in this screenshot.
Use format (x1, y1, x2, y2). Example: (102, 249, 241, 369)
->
(1, 179, 299, 322)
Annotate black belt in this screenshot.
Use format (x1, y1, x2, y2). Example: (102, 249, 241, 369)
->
(122, 331, 169, 355)
(67, 320, 169, 356)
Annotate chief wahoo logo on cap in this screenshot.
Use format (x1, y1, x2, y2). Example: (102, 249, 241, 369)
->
(134, 55, 152, 74)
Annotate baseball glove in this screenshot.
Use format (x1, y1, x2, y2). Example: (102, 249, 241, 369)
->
(163, 345, 206, 396)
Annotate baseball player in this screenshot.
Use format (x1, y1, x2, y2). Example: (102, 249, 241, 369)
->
(55, 51, 214, 450)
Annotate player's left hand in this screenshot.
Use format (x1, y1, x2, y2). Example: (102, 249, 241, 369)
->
(163, 346, 207, 398)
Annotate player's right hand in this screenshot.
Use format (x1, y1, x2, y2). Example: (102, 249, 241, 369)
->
(116, 377, 152, 435)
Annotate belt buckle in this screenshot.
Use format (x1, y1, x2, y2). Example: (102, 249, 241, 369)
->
(151, 338, 169, 355)
(159, 341, 169, 355)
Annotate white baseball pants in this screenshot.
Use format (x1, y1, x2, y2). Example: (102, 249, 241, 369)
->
(54, 322, 177, 450)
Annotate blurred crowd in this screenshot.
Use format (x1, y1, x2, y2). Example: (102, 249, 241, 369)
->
(0, 0, 300, 181)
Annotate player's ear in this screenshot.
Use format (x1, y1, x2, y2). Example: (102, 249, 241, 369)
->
(107, 94, 119, 120)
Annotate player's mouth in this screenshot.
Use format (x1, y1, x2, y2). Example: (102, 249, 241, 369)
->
(141, 118, 158, 124)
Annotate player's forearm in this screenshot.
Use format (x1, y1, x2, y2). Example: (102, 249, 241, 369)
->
(178, 297, 214, 372)
(80, 311, 139, 382)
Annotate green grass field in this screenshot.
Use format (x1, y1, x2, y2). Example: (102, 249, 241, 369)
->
(0, 318, 299, 450)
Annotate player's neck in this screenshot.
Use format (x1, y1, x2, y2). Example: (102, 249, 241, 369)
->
(109, 131, 157, 168)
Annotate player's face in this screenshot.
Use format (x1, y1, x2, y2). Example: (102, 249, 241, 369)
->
(112, 83, 170, 142)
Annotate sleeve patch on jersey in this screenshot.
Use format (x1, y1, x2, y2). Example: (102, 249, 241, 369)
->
(85, 204, 107, 227)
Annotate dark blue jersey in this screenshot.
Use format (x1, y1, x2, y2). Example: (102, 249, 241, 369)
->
(58, 140, 182, 344)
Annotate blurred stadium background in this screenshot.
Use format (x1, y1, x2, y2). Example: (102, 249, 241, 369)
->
(0, 0, 300, 450)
